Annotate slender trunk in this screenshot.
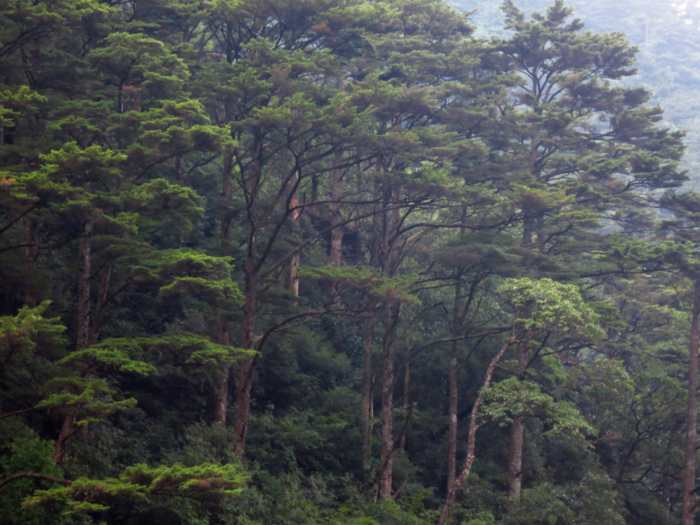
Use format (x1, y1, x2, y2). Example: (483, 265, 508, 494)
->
(89, 262, 112, 345)
(507, 341, 528, 501)
(379, 302, 400, 500)
(54, 220, 92, 465)
(220, 151, 235, 245)
(507, 417, 525, 500)
(437, 340, 513, 525)
(328, 77, 346, 277)
(76, 226, 92, 351)
(329, 161, 344, 268)
(362, 189, 382, 467)
(682, 279, 700, 525)
(399, 360, 410, 452)
(361, 316, 376, 468)
(24, 220, 39, 307)
(214, 317, 230, 425)
(232, 242, 257, 455)
(289, 250, 300, 296)
(522, 216, 536, 249)
(535, 216, 547, 254)
(215, 150, 235, 425)
(447, 346, 458, 492)
(288, 173, 300, 296)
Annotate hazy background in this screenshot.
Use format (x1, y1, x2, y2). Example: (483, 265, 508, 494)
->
(449, 0, 700, 187)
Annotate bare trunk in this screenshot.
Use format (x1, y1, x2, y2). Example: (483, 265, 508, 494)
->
(329, 164, 344, 268)
(446, 278, 465, 493)
(379, 303, 400, 500)
(289, 252, 300, 296)
(437, 340, 513, 525)
(89, 262, 112, 345)
(214, 317, 231, 425)
(361, 316, 376, 467)
(52, 407, 78, 465)
(447, 348, 458, 492)
(54, 220, 92, 465)
(328, 73, 347, 271)
(682, 279, 700, 525)
(507, 342, 528, 501)
(288, 174, 300, 296)
(232, 243, 257, 455)
(24, 220, 39, 307)
(220, 151, 235, 245)
(215, 150, 235, 426)
(507, 416, 525, 500)
(399, 360, 410, 452)
(76, 227, 92, 351)
(522, 215, 536, 249)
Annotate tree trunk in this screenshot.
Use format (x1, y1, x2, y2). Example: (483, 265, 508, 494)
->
(215, 150, 235, 426)
(232, 232, 257, 456)
(52, 407, 78, 465)
(288, 173, 300, 296)
(507, 341, 528, 502)
(361, 315, 376, 469)
(214, 316, 230, 425)
(682, 279, 700, 525)
(76, 227, 92, 351)
(89, 262, 112, 346)
(507, 416, 525, 500)
(437, 340, 513, 525)
(399, 360, 410, 452)
(329, 162, 344, 268)
(54, 220, 92, 465)
(447, 278, 465, 493)
(447, 347, 458, 492)
(379, 303, 400, 500)
(24, 219, 39, 307)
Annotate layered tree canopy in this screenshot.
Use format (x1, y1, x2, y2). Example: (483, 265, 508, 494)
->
(0, 0, 699, 524)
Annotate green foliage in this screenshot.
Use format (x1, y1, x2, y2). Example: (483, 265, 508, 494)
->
(480, 377, 595, 442)
(498, 278, 604, 340)
(0, 0, 694, 523)
(0, 302, 66, 360)
(0, 426, 66, 525)
(24, 463, 246, 515)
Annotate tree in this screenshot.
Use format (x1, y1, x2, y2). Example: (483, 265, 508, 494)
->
(438, 277, 603, 525)
(495, 0, 685, 502)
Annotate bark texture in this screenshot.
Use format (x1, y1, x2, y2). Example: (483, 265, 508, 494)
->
(378, 303, 400, 500)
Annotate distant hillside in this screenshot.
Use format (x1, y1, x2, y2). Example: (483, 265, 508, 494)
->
(449, 0, 700, 186)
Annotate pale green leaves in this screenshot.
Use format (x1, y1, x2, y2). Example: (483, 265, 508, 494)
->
(498, 277, 604, 341)
(480, 377, 596, 441)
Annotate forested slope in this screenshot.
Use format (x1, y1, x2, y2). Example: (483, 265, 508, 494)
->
(0, 0, 698, 524)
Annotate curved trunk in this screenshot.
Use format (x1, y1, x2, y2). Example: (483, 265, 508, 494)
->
(437, 340, 513, 525)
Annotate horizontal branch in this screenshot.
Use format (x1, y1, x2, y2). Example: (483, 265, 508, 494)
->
(0, 472, 73, 491)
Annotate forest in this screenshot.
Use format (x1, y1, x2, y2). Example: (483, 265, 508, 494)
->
(1, 0, 699, 523)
